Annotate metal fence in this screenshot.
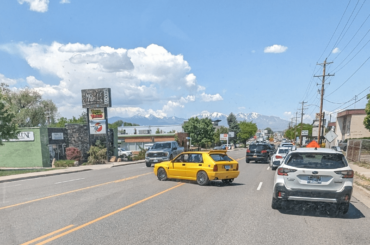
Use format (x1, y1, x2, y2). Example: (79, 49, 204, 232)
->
(347, 139, 370, 163)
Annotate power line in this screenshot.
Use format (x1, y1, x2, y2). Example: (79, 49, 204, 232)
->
(326, 55, 370, 97)
(330, 93, 368, 113)
(328, 0, 360, 58)
(327, 84, 370, 108)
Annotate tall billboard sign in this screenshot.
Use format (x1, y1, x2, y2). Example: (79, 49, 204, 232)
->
(81, 88, 112, 161)
(81, 88, 111, 108)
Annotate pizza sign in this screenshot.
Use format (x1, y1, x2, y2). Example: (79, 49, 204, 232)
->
(89, 108, 105, 120)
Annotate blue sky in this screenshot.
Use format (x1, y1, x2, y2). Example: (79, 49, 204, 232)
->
(0, 0, 369, 123)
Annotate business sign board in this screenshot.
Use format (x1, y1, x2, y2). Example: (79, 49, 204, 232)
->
(90, 120, 107, 135)
(312, 127, 318, 137)
(228, 132, 235, 137)
(89, 108, 105, 120)
(220, 134, 228, 140)
(8, 132, 35, 142)
(325, 131, 338, 143)
(312, 119, 326, 127)
(301, 130, 309, 136)
(51, 133, 64, 140)
(81, 88, 111, 108)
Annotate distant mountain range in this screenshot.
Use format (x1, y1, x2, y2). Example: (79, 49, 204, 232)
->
(108, 111, 290, 131)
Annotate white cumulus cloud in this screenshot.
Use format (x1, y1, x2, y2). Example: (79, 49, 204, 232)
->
(264, 44, 288, 54)
(18, 0, 49, 13)
(0, 73, 18, 85)
(284, 111, 291, 117)
(60, 0, 70, 3)
(332, 47, 340, 54)
(200, 92, 223, 102)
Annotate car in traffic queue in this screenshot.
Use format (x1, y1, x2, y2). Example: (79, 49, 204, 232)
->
(154, 150, 240, 186)
(269, 146, 291, 170)
(246, 142, 273, 163)
(271, 147, 353, 214)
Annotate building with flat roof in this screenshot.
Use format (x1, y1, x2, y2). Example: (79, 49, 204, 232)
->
(117, 125, 188, 152)
(335, 109, 370, 144)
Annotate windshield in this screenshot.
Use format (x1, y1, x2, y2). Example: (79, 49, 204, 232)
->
(152, 143, 171, 149)
(278, 149, 290, 154)
(210, 154, 233, 162)
(249, 145, 267, 151)
(285, 153, 347, 169)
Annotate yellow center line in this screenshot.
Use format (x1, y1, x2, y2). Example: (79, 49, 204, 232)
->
(0, 173, 151, 211)
(21, 225, 74, 245)
(36, 183, 185, 245)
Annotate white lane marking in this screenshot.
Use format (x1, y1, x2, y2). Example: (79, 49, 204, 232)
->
(257, 182, 263, 191)
(267, 167, 270, 170)
(55, 178, 85, 185)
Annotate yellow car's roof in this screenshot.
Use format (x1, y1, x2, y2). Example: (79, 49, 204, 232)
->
(182, 150, 228, 154)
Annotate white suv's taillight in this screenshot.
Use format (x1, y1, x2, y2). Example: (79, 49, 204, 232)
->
(277, 168, 297, 176)
(335, 170, 354, 178)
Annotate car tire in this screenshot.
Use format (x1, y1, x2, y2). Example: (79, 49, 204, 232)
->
(271, 198, 281, 210)
(271, 166, 276, 170)
(146, 162, 151, 167)
(157, 168, 167, 181)
(197, 171, 209, 186)
(246, 159, 250, 163)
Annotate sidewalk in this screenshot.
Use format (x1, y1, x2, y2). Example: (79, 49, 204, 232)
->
(0, 160, 145, 183)
(349, 162, 370, 209)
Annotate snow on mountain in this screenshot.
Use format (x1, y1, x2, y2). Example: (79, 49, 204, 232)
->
(109, 111, 290, 131)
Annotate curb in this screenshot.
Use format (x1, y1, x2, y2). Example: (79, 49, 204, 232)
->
(353, 183, 370, 209)
(0, 169, 92, 184)
(111, 160, 146, 167)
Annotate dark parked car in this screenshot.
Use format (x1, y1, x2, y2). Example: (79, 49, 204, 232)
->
(246, 143, 273, 163)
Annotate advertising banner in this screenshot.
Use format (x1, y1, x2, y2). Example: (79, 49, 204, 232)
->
(90, 120, 107, 135)
(89, 108, 105, 120)
(220, 134, 228, 140)
(301, 130, 309, 136)
(81, 88, 111, 108)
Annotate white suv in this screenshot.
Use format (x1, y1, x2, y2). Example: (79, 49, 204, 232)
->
(272, 148, 353, 214)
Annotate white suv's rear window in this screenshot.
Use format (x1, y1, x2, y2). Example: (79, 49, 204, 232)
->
(285, 153, 347, 169)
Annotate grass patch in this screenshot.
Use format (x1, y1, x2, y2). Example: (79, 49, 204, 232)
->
(354, 172, 370, 191)
(0, 168, 58, 177)
(54, 160, 76, 168)
(352, 161, 370, 170)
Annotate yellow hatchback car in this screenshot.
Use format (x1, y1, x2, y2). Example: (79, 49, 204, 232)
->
(153, 150, 240, 185)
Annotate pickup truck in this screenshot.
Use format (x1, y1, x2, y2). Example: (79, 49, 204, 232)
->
(118, 148, 133, 158)
(145, 141, 184, 167)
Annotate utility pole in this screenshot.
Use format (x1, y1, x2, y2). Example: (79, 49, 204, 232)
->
(299, 101, 307, 146)
(314, 58, 334, 145)
(294, 112, 299, 142)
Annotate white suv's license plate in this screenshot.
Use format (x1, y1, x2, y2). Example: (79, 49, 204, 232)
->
(308, 176, 321, 184)
(153, 160, 158, 163)
(225, 165, 230, 170)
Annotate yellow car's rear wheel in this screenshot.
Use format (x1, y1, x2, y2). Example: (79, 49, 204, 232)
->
(197, 171, 209, 186)
(157, 168, 167, 181)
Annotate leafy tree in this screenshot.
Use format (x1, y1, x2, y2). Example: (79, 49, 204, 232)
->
(156, 128, 160, 134)
(214, 126, 228, 145)
(124, 122, 139, 126)
(0, 91, 19, 145)
(227, 113, 240, 145)
(108, 120, 124, 129)
(284, 123, 313, 140)
(364, 94, 370, 131)
(183, 117, 215, 148)
(49, 113, 87, 128)
(2, 86, 57, 127)
(238, 121, 258, 144)
(265, 127, 273, 135)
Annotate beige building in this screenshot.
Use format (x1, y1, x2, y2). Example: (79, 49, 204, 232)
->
(335, 109, 370, 143)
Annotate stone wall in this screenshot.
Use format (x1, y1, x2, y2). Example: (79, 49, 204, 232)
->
(66, 124, 90, 161)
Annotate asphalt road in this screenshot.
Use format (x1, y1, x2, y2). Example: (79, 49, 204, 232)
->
(1, 150, 370, 245)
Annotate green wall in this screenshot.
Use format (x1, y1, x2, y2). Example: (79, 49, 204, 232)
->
(0, 127, 50, 168)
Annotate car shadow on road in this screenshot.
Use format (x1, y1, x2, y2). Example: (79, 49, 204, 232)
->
(277, 202, 365, 219)
(169, 179, 245, 187)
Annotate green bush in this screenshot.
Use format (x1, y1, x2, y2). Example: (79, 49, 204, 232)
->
(87, 146, 107, 164)
(132, 146, 147, 161)
(54, 160, 75, 167)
